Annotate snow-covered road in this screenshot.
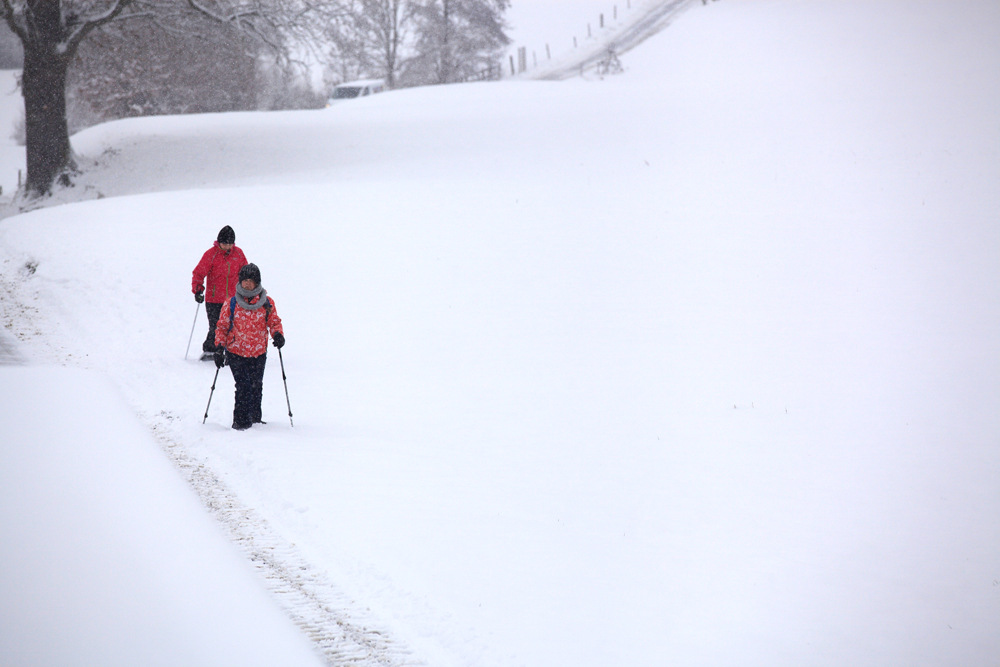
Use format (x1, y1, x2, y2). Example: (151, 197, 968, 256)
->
(532, 0, 695, 80)
(149, 413, 418, 666)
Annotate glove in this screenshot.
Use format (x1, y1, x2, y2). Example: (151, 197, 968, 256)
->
(194, 289, 204, 304)
(214, 348, 225, 368)
(272, 332, 285, 349)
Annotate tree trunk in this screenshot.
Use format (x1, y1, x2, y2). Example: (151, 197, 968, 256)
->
(20, 3, 73, 197)
(384, 0, 398, 89)
(439, 0, 450, 84)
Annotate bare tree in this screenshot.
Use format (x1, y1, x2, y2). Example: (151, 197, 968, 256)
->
(1, 0, 321, 197)
(355, 0, 410, 88)
(322, 0, 372, 87)
(402, 0, 507, 86)
(1, 0, 136, 196)
(69, 15, 259, 120)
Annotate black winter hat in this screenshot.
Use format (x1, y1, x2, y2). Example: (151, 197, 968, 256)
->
(239, 263, 261, 285)
(217, 225, 236, 244)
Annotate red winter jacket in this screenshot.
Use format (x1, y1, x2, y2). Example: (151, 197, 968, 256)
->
(215, 295, 284, 358)
(192, 242, 248, 304)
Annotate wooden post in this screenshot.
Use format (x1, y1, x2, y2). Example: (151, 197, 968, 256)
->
(546, 44, 551, 60)
(509, 55, 515, 75)
(600, 14, 604, 28)
(574, 36, 578, 48)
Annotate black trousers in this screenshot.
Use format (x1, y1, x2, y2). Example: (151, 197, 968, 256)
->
(203, 302, 223, 353)
(228, 352, 266, 429)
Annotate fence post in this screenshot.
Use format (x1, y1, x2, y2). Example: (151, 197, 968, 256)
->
(509, 55, 515, 75)
(546, 44, 551, 60)
(600, 14, 604, 28)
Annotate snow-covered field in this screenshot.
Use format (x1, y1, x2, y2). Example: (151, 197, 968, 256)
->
(2, 1, 999, 666)
(1, 368, 327, 666)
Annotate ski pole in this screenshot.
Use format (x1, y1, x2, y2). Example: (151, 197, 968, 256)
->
(203, 364, 221, 424)
(185, 302, 201, 360)
(277, 347, 293, 427)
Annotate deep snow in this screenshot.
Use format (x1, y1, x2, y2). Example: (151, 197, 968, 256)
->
(0, 367, 326, 666)
(1, 1, 999, 666)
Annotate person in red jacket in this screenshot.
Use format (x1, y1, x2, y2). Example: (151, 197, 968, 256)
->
(214, 263, 285, 430)
(192, 226, 248, 359)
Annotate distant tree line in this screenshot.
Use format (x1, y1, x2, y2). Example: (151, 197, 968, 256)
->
(325, 0, 509, 90)
(67, 13, 320, 131)
(1, 0, 508, 197)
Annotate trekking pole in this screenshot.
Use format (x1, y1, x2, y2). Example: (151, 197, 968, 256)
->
(204, 312, 237, 425)
(185, 302, 201, 360)
(203, 364, 221, 424)
(277, 347, 294, 427)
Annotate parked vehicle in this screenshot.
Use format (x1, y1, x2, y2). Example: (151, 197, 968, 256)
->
(327, 79, 386, 106)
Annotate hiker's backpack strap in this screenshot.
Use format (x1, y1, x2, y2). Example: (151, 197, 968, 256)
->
(227, 297, 237, 337)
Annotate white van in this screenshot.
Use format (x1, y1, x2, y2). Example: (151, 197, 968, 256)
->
(326, 79, 386, 106)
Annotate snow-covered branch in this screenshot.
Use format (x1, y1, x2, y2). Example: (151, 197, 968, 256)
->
(0, 0, 29, 42)
(64, 0, 137, 54)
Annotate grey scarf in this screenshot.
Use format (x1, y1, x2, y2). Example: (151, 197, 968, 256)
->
(235, 283, 268, 311)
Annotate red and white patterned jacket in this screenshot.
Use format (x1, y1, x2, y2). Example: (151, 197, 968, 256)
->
(215, 295, 284, 358)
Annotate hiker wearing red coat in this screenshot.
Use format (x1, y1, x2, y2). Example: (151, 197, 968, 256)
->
(214, 263, 285, 431)
(191, 226, 248, 356)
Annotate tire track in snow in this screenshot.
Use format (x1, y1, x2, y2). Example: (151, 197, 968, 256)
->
(1, 247, 418, 666)
(147, 412, 420, 667)
(0, 253, 51, 364)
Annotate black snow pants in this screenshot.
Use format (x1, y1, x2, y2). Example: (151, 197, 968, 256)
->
(203, 302, 223, 353)
(228, 351, 266, 430)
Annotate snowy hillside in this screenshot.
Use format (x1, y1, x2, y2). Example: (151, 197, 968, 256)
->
(505, 0, 695, 80)
(2, 1, 999, 666)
